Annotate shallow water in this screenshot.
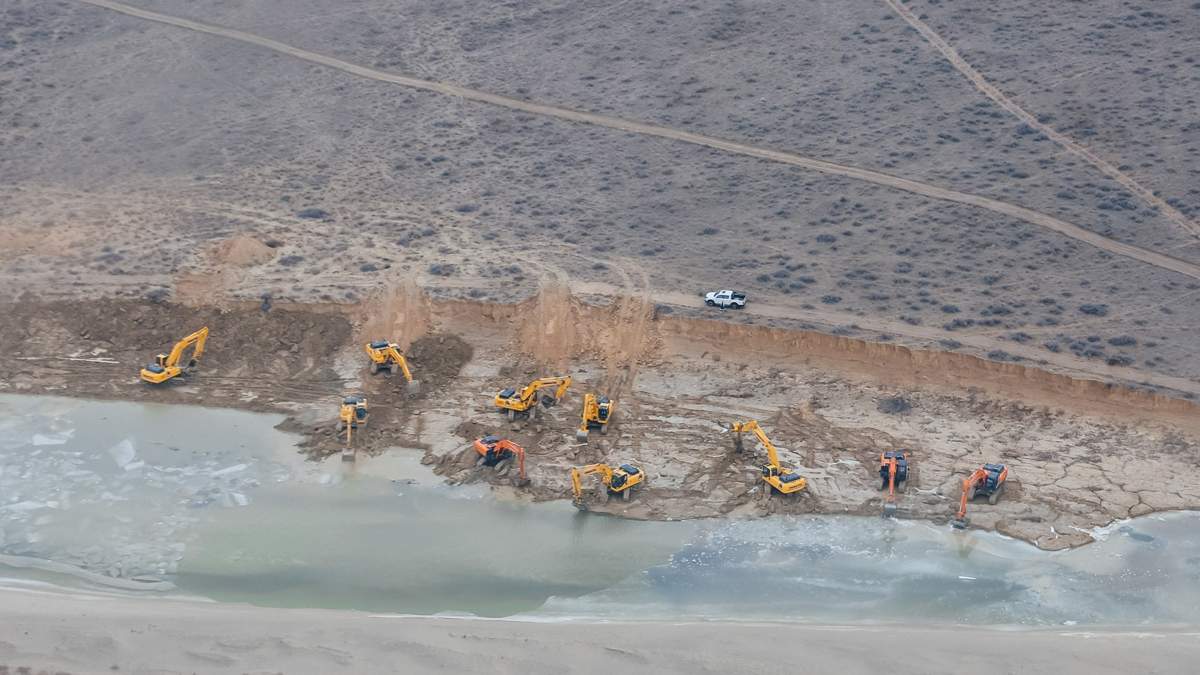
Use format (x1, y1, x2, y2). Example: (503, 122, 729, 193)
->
(2, 394, 1198, 625)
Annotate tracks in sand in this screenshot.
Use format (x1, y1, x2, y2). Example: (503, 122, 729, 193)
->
(882, 0, 1197, 238)
(75, 0, 1200, 282)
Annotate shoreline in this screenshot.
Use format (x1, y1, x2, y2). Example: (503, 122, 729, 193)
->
(3, 390, 1198, 554)
(1, 587, 1197, 674)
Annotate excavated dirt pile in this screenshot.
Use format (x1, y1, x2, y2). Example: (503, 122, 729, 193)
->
(298, 333, 473, 461)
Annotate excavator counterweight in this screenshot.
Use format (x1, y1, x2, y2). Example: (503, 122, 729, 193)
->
(140, 327, 210, 384)
(570, 462, 645, 510)
(364, 340, 421, 394)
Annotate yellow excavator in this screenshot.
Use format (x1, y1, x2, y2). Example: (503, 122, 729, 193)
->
(140, 327, 210, 384)
(337, 395, 368, 445)
(575, 393, 615, 442)
(364, 340, 420, 394)
(494, 375, 572, 421)
(730, 420, 807, 497)
(570, 462, 645, 510)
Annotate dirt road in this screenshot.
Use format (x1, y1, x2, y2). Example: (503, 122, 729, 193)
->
(74, 0, 1200, 282)
(568, 280, 1200, 398)
(882, 0, 1199, 237)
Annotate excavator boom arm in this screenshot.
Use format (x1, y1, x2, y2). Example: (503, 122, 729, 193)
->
(731, 420, 782, 468)
(520, 376, 572, 403)
(165, 327, 209, 368)
(386, 347, 414, 382)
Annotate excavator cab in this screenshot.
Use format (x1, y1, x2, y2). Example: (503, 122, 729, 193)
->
(576, 393, 616, 442)
(140, 327, 209, 384)
(364, 340, 420, 394)
(570, 462, 645, 510)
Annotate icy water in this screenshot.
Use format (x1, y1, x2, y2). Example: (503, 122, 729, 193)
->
(2, 394, 1199, 625)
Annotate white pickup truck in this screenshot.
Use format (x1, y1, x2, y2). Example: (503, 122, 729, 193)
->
(704, 290, 748, 309)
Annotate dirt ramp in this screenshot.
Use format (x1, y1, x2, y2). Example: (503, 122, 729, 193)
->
(360, 277, 432, 350)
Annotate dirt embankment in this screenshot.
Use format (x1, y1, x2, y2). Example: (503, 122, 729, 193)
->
(430, 291, 1200, 431)
(3, 289, 1199, 549)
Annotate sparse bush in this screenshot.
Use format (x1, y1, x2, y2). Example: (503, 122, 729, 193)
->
(941, 304, 960, 314)
(145, 288, 170, 303)
(454, 204, 479, 213)
(877, 396, 912, 414)
(428, 263, 457, 276)
(700, 227, 720, 235)
(820, 295, 841, 304)
(1106, 355, 1135, 367)
(939, 339, 962, 349)
(297, 208, 328, 219)
(1078, 304, 1109, 316)
(278, 255, 304, 267)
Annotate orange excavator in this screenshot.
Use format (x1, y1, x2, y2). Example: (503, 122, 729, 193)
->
(473, 435, 529, 486)
(879, 450, 909, 517)
(952, 463, 1008, 529)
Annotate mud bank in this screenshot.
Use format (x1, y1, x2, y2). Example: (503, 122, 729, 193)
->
(2, 292, 1198, 550)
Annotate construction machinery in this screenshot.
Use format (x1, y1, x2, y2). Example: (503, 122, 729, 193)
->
(729, 420, 807, 497)
(364, 340, 421, 394)
(879, 450, 909, 517)
(952, 463, 1009, 529)
(473, 435, 529, 486)
(140, 327, 210, 384)
(337, 395, 368, 445)
(570, 462, 645, 510)
(575, 393, 615, 442)
(494, 376, 572, 421)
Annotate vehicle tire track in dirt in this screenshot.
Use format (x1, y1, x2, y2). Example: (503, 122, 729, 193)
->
(882, 0, 1199, 237)
(75, 0, 1200, 282)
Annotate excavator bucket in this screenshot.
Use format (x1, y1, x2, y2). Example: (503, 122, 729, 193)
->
(575, 428, 589, 443)
(882, 501, 898, 518)
(406, 380, 422, 396)
(952, 517, 969, 530)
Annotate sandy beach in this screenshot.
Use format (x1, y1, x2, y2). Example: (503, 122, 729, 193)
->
(0, 588, 1196, 674)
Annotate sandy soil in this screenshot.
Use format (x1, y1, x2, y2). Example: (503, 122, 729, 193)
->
(0, 588, 1196, 675)
(3, 285, 1199, 553)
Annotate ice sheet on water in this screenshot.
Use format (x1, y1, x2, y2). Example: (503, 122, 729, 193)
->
(31, 431, 73, 446)
(107, 439, 136, 467)
(211, 463, 248, 477)
(1, 419, 278, 584)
